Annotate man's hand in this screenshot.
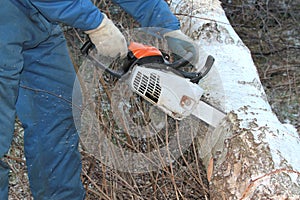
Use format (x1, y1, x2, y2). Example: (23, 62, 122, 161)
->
(85, 14, 127, 58)
(164, 30, 198, 63)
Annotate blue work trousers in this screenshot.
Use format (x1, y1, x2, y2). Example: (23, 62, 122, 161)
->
(0, 1, 85, 199)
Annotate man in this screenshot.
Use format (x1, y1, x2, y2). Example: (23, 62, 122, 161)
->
(0, 0, 196, 199)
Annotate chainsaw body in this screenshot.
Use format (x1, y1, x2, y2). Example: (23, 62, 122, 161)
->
(81, 41, 225, 127)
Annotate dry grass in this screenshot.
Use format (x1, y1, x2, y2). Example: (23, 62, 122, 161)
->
(7, 120, 210, 200)
(81, 142, 209, 199)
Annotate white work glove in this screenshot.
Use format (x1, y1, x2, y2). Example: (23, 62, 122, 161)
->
(164, 30, 199, 63)
(85, 14, 127, 58)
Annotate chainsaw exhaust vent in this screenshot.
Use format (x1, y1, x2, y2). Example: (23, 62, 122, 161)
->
(132, 71, 161, 103)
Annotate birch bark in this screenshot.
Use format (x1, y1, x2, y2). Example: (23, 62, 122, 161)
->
(170, 0, 300, 198)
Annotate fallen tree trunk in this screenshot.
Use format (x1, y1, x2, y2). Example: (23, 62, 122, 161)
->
(170, 0, 300, 198)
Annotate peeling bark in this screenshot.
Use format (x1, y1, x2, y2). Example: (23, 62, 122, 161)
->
(170, 0, 300, 199)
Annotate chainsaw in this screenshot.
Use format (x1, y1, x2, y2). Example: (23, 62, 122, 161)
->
(80, 40, 226, 128)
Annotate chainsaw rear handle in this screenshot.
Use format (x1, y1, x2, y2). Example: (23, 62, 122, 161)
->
(80, 39, 95, 56)
(80, 40, 125, 78)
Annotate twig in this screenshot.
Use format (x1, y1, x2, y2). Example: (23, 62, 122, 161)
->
(82, 168, 111, 200)
(4, 155, 25, 164)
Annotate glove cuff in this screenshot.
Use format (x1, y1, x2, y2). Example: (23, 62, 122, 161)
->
(163, 29, 182, 38)
(84, 13, 108, 34)
(164, 30, 194, 43)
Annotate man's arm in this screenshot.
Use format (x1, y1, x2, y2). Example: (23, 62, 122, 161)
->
(30, 0, 179, 31)
(30, 0, 103, 31)
(113, 0, 198, 63)
(29, 0, 194, 59)
(112, 0, 180, 31)
(29, 0, 127, 57)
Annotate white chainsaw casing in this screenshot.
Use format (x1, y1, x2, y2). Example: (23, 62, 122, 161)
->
(128, 65, 204, 120)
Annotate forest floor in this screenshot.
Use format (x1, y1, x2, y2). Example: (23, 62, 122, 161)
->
(5, 1, 299, 199)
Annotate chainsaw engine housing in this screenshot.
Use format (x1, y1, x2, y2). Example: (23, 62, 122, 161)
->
(128, 64, 204, 120)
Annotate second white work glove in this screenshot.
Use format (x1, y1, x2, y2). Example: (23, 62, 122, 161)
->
(164, 30, 199, 63)
(85, 14, 128, 58)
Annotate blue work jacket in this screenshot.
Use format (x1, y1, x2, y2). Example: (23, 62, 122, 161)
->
(27, 0, 180, 31)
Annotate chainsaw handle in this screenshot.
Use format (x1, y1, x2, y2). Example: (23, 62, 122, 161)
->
(88, 54, 125, 78)
(80, 40, 126, 78)
(81, 39, 193, 71)
(80, 40, 95, 55)
(166, 52, 194, 69)
(177, 55, 215, 83)
(80, 40, 214, 83)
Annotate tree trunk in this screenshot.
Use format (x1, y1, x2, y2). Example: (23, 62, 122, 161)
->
(170, 0, 300, 199)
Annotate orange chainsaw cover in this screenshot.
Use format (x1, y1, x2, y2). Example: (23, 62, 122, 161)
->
(128, 42, 162, 59)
